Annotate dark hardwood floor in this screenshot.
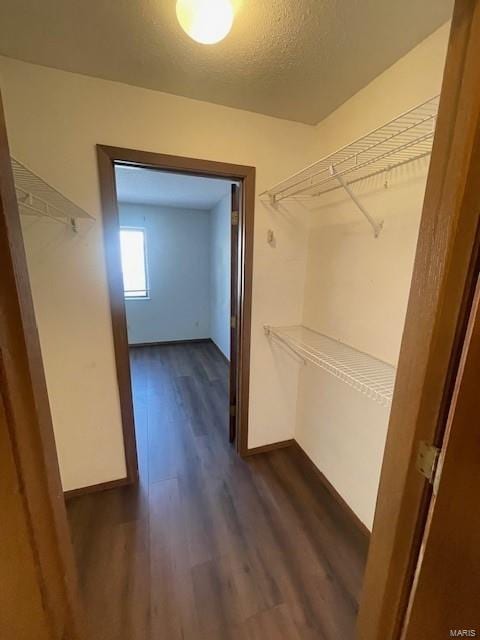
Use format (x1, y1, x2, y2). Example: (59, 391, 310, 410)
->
(67, 342, 368, 640)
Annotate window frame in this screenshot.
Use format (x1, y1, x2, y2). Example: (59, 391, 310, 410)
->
(119, 226, 150, 300)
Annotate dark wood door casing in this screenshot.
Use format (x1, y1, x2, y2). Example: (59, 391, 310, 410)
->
(229, 183, 240, 443)
(97, 146, 256, 467)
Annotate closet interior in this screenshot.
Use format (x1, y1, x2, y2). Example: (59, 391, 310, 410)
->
(261, 94, 439, 530)
(8, 88, 441, 613)
(0, 5, 459, 636)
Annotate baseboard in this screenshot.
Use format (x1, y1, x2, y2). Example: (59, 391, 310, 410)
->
(243, 439, 295, 456)
(291, 441, 370, 542)
(64, 476, 130, 500)
(209, 340, 231, 365)
(129, 338, 211, 348)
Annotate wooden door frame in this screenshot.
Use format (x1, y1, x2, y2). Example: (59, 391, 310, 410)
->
(401, 273, 480, 638)
(96, 145, 256, 477)
(229, 183, 241, 444)
(0, 93, 84, 638)
(357, 1, 480, 638)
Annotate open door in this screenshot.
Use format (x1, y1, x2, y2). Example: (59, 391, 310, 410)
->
(0, 93, 83, 638)
(401, 274, 480, 638)
(229, 183, 240, 443)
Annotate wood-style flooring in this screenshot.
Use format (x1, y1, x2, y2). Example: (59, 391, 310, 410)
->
(67, 342, 368, 640)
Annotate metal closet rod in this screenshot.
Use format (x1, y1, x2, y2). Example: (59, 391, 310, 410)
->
(260, 95, 438, 199)
(259, 95, 439, 237)
(287, 130, 435, 202)
(264, 325, 395, 406)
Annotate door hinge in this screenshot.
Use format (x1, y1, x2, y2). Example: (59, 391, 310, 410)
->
(416, 441, 441, 484)
(230, 315, 237, 329)
(231, 210, 239, 226)
(230, 404, 236, 417)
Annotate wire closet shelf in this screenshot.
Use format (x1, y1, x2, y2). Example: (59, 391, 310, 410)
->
(261, 95, 439, 203)
(11, 157, 93, 231)
(265, 325, 395, 407)
(260, 95, 439, 237)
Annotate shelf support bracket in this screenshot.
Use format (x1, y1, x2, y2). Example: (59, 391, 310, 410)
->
(264, 325, 306, 365)
(267, 193, 278, 207)
(329, 165, 383, 238)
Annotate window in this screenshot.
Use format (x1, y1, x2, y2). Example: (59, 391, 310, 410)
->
(119, 227, 148, 299)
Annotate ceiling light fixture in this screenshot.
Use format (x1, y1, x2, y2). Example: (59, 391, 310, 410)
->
(176, 0, 234, 45)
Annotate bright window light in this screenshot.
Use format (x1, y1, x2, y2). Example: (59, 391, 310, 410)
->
(119, 228, 148, 299)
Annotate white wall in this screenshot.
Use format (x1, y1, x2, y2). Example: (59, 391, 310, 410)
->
(209, 193, 231, 359)
(19, 214, 127, 490)
(294, 24, 450, 529)
(119, 203, 211, 345)
(296, 367, 391, 528)
(304, 24, 450, 365)
(0, 55, 311, 490)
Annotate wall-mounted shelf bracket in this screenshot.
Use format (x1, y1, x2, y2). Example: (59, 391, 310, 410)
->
(16, 187, 79, 232)
(264, 325, 306, 364)
(329, 165, 383, 238)
(267, 193, 278, 206)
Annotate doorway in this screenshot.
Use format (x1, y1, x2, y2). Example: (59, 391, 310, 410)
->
(97, 147, 256, 480)
(116, 165, 239, 480)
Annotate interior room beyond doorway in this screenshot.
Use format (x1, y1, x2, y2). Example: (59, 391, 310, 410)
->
(115, 166, 234, 359)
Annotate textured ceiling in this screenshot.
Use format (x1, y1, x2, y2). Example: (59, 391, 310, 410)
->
(115, 166, 231, 209)
(0, 0, 453, 124)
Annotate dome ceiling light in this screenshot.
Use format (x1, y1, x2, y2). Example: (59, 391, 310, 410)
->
(176, 0, 234, 45)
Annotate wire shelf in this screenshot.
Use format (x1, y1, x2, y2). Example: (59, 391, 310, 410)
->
(265, 325, 395, 407)
(261, 95, 439, 203)
(11, 157, 93, 229)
